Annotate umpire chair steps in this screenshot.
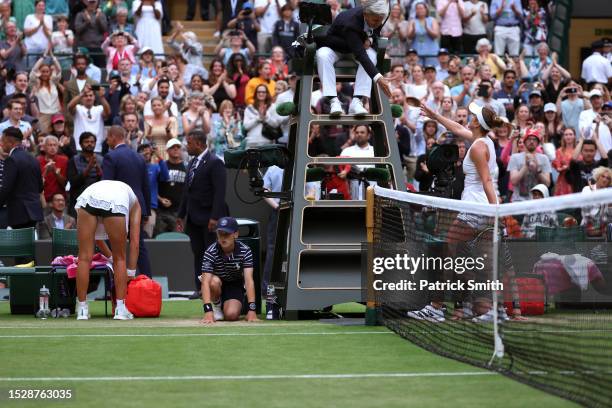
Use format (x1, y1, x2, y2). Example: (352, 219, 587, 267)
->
(269, 33, 406, 319)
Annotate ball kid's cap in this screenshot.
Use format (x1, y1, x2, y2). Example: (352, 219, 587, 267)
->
(216, 217, 239, 233)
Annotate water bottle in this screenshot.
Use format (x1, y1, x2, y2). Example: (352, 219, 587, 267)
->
(265, 285, 278, 320)
(36, 285, 50, 319)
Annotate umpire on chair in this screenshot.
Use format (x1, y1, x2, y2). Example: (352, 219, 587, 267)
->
(315, 0, 393, 117)
(177, 130, 228, 299)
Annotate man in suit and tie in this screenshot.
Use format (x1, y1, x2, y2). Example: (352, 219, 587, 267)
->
(103, 126, 152, 277)
(177, 130, 228, 299)
(315, 0, 393, 117)
(0, 127, 44, 231)
(37, 193, 76, 239)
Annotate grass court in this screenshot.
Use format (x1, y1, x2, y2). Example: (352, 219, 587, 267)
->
(0, 301, 577, 408)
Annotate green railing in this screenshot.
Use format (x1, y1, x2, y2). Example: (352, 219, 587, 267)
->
(547, 0, 573, 67)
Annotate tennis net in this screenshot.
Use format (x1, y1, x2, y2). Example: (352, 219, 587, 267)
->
(367, 186, 612, 408)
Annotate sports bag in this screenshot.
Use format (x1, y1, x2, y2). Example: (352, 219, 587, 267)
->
(126, 275, 162, 317)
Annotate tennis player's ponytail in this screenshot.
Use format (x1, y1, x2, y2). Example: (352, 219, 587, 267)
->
(481, 107, 505, 129)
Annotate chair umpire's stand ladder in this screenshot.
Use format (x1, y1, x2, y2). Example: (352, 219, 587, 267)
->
(269, 3, 406, 318)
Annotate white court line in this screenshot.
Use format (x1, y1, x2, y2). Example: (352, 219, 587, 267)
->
(0, 372, 495, 382)
(401, 329, 612, 334)
(0, 331, 392, 339)
(0, 322, 328, 330)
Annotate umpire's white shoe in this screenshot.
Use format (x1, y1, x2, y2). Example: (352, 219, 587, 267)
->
(114, 305, 134, 320)
(406, 304, 445, 323)
(348, 98, 368, 117)
(76, 304, 90, 320)
(329, 97, 344, 117)
(212, 301, 224, 321)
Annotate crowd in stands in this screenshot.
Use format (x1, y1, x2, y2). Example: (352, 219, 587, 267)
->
(0, 0, 610, 249)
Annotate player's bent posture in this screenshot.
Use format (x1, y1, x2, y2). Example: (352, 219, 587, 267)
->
(74, 180, 141, 320)
(201, 217, 259, 324)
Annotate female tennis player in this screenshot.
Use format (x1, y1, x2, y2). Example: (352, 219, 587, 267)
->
(406, 102, 524, 322)
(74, 180, 142, 321)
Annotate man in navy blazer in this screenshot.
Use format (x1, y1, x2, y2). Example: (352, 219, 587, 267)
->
(102, 126, 152, 277)
(177, 130, 228, 297)
(315, 1, 393, 116)
(0, 127, 43, 229)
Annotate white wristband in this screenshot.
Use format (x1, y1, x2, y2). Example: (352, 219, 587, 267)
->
(373, 73, 383, 83)
(127, 269, 136, 278)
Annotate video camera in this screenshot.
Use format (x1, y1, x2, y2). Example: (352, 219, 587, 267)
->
(426, 144, 459, 198)
(224, 145, 291, 199)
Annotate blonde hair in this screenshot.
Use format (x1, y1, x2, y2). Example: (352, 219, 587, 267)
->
(218, 99, 234, 115)
(593, 166, 612, 184)
(120, 94, 138, 112)
(275, 80, 288, 94)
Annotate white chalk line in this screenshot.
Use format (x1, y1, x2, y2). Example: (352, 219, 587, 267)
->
(0, 322, 331, 330)
(0, 372, 495, 382)
(0, 331, 392, 339)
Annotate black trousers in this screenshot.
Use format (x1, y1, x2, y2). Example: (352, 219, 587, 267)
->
(186, 0, 219, 20)
(440, 35, 462, 56)
(185, 218, 216, 290)
(462, 34, 486, 55)
(262, 209, 278, 295)
(137, 223, 152, 277)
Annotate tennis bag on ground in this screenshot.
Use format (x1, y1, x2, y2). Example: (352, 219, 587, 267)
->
(126, 275, 162, 317)
(504, 277, 545, 316)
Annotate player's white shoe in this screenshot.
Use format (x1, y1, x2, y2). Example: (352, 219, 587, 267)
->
(212, 301, 224, 321)
(407, 304, 445, 323)
(329, 97, 344, 117)
(113, 305, 134, 320)
(348, 98, 368, 117)
(472, 307, 509, 323)
(76, 304, 90, 320)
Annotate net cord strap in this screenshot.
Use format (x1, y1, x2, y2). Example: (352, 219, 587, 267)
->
(373, 186, 612, 217)
(489, 204, 504, 364)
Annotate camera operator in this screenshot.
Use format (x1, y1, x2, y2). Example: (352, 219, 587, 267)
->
(415, 136, 437, 192)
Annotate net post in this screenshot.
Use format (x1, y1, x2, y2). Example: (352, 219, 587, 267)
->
(365, 186, 378, 326)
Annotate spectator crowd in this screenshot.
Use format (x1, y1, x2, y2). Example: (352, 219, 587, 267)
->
(0, 0, 610, 250)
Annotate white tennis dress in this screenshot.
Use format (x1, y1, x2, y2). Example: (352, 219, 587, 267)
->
(75, 180, 138, 239)
(461, 136, 499, 204)
(458, 136, 498, 228)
